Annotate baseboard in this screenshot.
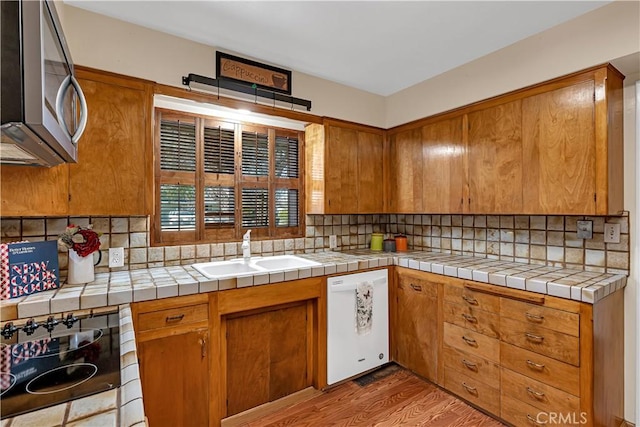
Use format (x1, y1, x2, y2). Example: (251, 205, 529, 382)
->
(221, 387, 320, 427)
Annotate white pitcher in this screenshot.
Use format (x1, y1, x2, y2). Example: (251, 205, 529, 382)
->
(67, 249, 99, 284)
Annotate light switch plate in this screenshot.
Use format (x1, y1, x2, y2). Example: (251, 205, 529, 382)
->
(329, 235, 338, 249)
(604, 223, 621, 244)
(576, 220, 593, 239)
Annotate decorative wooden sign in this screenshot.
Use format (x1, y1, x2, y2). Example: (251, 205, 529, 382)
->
(216, 52, 292, 95)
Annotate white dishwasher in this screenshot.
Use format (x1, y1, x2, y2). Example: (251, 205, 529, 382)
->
(327, 269, 389, 385)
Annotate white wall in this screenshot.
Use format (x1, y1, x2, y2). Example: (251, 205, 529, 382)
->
(60, 5, 386, 128)
(385, 1, 640, 128)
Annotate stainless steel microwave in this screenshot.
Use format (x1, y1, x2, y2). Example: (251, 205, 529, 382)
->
(1, 0, 87, 167)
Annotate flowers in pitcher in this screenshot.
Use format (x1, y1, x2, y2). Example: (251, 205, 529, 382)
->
(58, 224, 102, 257)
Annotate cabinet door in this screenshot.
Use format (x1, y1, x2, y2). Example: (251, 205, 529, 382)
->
(325, 125, 358, 213)
(69, 69, 152, 215)
(357, 131, 384, 213)
(139, 329, 209, 427)
(522, 80, 596, 214)
(395, 273, 438, 382)
(421, 117, 465, 213)
(226, 302, 308, 416)
(0, 165, 69, 216)
(468, 100, 523, 213)
(389, 128, 423, 213)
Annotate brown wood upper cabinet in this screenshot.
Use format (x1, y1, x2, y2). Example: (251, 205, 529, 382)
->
(389, 116, 465, 213)
(305, 119, 385, 214)
(0, 67, 153, 217)
(388, 64, 624, 215)
(70, 68, 153, 215)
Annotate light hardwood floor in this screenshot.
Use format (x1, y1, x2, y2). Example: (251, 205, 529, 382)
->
(237, 366, 505, 426)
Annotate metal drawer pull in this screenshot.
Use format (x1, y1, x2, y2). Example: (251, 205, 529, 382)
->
(526, 359, 545, 370)
(461, 382, 477, 394)
(525, 313, 545, 322)
(461, 335, 477, 346)
(526, 414, 541, 426)
(166, 314, 186, 322)
(461, 359, 478, 371)
(410, 283, 423, 292)
(461, 295, 478, 305)
(525, 332, 544, 343)
(461, 313, 478, 323)
(526, 387, 546, 399)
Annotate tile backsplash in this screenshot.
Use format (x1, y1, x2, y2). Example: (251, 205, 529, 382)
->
(0, 213, 630, 276)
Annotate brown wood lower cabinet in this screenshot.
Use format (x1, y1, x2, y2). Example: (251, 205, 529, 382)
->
(392, 267, 624, 427)
(132, 294, 211, 427)
(226, 302, 310, 416)
(394, 269, 438, 382)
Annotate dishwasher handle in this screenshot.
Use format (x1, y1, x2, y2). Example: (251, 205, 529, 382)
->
(329, 277, 386, 293)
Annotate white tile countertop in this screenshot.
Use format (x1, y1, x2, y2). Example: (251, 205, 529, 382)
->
(1, 250, 628, 322)
(1, 306, 145, 427)
(0, 249, 627, 426)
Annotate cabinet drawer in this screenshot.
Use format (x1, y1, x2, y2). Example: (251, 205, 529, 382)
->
(137, 303, 209, 332)
(501, 342, 579, 396)
(444, 284, 500, 314)
(501, 395, 552, 427)
(443, 346, 500, 389)
(501, 298, 579, 337)
(397, 271, 438, 297)
(500, 317, 579, 366)
(444, 322, 500, 363)
(501, 368, 580, 414)
(443, 301, 500, 339)
(444, 368, 500, 416)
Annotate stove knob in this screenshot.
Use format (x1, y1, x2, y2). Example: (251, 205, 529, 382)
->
(62, 313, 79, 328)
(1, 322, 18, 339)
(43, 316, 60, 333)
(23, 319, 40, 336)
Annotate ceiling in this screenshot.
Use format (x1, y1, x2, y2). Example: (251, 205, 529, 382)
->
(64, 1, 611, 96)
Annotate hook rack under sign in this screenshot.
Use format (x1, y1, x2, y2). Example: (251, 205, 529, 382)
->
(182, 73, 312, 111)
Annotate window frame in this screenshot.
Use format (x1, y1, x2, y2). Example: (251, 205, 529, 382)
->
(153, 108, 305, 245)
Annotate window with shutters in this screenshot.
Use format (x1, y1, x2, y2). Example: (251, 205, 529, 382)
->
(154, 109, 304, 244)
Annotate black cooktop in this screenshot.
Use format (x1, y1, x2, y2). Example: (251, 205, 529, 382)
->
(1, 311, 121, 419)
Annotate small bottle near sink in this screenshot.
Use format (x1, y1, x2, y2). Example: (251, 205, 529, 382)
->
(242, 230, 251, 262)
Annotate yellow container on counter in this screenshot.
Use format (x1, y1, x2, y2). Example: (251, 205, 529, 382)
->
(370, 233, 384, 251)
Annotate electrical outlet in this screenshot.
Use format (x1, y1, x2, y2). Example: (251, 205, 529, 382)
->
(109, 247, 125, 268)
(576, 220, 593, 239)
(604, 223, 621, 244)
(329, 235, 338, 249)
